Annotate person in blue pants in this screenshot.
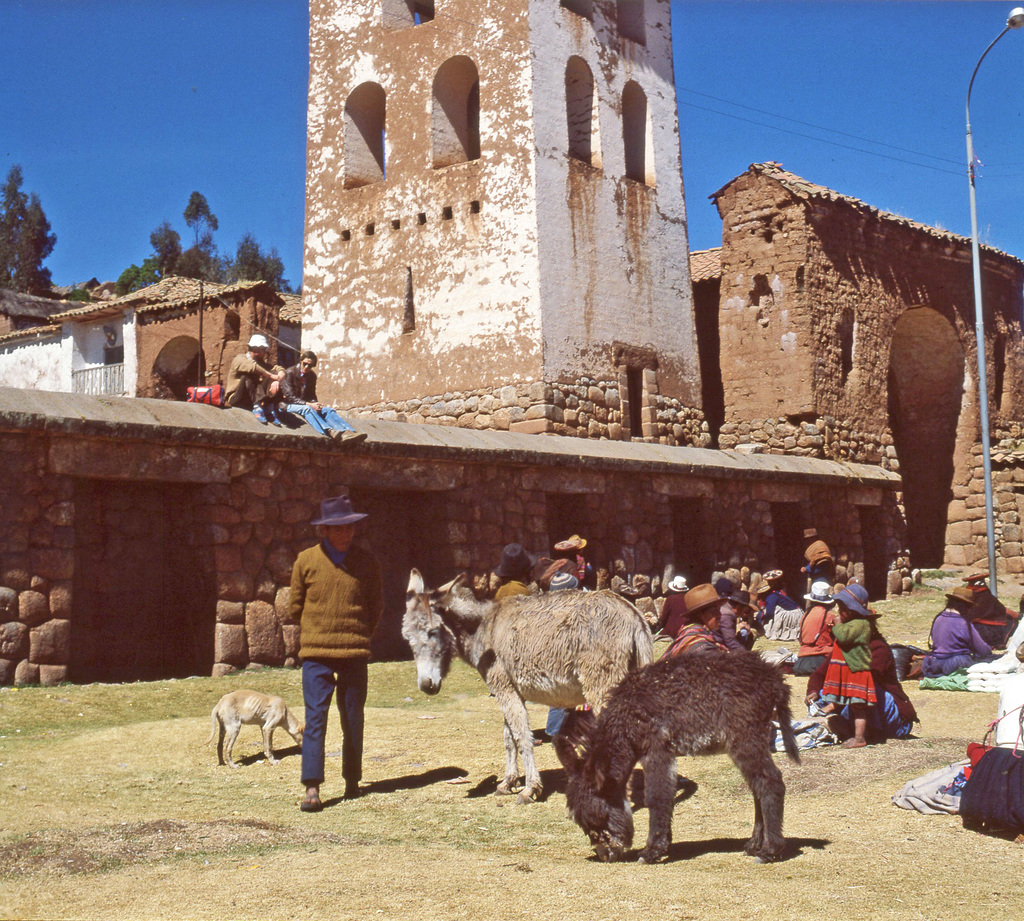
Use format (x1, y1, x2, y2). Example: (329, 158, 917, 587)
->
(280, 350, 367, 444)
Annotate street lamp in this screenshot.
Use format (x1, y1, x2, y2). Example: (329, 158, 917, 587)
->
(965, 7, 1024, 597)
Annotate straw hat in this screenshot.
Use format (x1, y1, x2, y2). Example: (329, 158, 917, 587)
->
(554, 534, 587, 552)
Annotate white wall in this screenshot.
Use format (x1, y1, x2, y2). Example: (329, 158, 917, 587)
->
(0, 333, 65, 391)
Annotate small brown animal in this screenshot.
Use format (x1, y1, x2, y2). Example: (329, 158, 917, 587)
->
(207, 690, 304, 768)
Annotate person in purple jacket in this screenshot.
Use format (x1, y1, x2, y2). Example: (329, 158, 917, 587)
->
(922, 587, 994, 678)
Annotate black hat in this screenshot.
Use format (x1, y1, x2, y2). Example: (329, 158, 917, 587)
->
(495, 543, 534, 580)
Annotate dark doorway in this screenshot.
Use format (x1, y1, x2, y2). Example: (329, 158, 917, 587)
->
(888, 308, 963, 567)
(858, 506, 889, 601)
(625, 366, 644, 439)
(70, 480, 216, 683)
(693, 277, 724, 446)
(769, 503, 805, 599)
(670, 497, 716, 585)
(348, 488, 452, 661)
(546, 493, 588, 554)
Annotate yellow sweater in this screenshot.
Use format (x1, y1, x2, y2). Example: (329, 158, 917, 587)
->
(290, 543, 383, 660)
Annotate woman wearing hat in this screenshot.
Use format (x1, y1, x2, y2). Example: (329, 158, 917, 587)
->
(657, 574, 690, 642)
(494, 543, 535, 600)
(806, 584, 918, 745)
(291, 494, 383, 811)
(665, 584, 729, 658)
(817, 584, 879, 748)
(553, 534, 593, 589)
(921, 587, 994, 678)
(794, 581, 837, 676)
(755, 569, 801, 637)
(720, 589, 757, 651)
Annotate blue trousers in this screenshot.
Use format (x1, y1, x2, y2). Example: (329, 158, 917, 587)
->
(283, 404, 355, 437)
(301, 658, 368, 787)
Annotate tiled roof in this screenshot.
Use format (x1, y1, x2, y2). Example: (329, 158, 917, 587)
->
(0, 324, 61, 347)
(689, 248, 721, 283)
(48, 277, 282, 322)
(279, 293, 302, 324)
(714, 162, 1023, 266)
(0, 288, 66, 320)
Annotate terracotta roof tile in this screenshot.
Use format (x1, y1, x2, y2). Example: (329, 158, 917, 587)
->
(0, 324, 61, 347)
(689, 248, 722, 283)
(279, 294, 302, 324)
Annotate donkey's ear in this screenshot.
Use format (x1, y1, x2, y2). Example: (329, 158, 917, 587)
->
(437, 572, 469, 595)
(407, 568, 425, 595)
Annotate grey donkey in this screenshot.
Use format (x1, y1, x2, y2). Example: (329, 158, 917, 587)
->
(402, 568, 654, 803)
(555, 650, 800, 863)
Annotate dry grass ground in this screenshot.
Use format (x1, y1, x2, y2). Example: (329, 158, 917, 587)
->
(2, 572, 1023, 920)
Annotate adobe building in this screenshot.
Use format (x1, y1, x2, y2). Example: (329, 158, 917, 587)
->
(0, 277, 286, 400)
(303, 0, 707, 445)
(701, 162, 1024, 573)
(0, 387, 900, 686)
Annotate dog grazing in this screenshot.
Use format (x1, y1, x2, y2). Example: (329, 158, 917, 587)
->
(554, 651, 799, 864)
(207, 690, 304, 768)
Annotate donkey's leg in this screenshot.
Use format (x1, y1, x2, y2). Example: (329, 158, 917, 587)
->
(496, 720, 520, 796)
(731, 744, 787, 861)
(637, 746, 675, 863)
(494, 691, 542, 803)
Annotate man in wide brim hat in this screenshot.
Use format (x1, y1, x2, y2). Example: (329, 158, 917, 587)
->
(291, 493, 382, 813)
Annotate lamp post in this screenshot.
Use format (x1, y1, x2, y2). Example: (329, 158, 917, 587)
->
(965, 6, 1024, 597)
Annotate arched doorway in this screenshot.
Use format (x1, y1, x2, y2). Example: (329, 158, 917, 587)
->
(151, 336, 205, 400)
(888, 308, 964, 567)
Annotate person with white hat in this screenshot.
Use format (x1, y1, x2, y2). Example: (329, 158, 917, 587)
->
(225, 332, 286, 423)
(794, 581, 836, 676)
(657, 574, 690, 641)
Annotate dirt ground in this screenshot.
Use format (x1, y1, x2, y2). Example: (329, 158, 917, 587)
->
(2, 573, 1024, 920)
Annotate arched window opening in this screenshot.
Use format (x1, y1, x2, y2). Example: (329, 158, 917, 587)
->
(993, 332, 1006, 411)
(838, 308, 855, 386)
(382, 0, 434, 29)
(622, 81, 654, 186)
(432, 57, 481, 168)
(617, 0, 646, 44)
(565, 57, 601, 167)
(561, 0, 593, 19)
(344, 82, 386, 189)
(223, 309, 240, 342)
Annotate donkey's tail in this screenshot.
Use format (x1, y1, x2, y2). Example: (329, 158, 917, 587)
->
(630, 607, 655, 667)
(775, 684, 801, 764)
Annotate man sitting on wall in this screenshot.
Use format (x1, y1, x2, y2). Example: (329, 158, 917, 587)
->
(280, 350, 367, 444)
(225, 333, 286, 424)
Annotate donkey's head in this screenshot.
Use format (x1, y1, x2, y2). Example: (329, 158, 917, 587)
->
(402, 569, 455, 695)
(554, 710, 634, 862)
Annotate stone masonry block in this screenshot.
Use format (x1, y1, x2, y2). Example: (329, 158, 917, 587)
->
(245, 600, 285, 665)
(0, 621, 29, 659)
(18, 591, 49, 627)
(30, 619, 71, 665)
(216, 623, 248, 667)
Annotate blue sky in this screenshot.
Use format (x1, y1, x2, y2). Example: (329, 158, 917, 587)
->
(3, 1, 1024, 287)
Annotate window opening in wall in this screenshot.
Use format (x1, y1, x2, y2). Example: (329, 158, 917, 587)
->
(382, 0, 434, 29)
(365, 223, 375, 236)
(566, 56, 601, 168)
(442, 205, 453, 220)
(403, 267, 416, 333)
(561, 0, 593, 19)
(796, 265, 805, 293)
(616, 0, 646, 44)
(470, 199, 481, 213)
(432, 56, 481, 168)
(750, 274, 772, 327)
(838, 308, 855, 385)
(223, 309, 240, 341)
(341, 229, 351, 241)
(343, 82, 386, 189)
(417, 212, 427, 225)
(622, 81, 654, 186)
(993, 332, 1006, 411)
(626, 365, 644, 439)
(391, 218, 401, 230)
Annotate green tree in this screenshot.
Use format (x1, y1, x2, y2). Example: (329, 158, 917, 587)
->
(115, 257, 160, 295)
(179, 191, 220, 281)
(0, 165, 56, 293)
(149, 221, 181, 278)
(229, 231, 291, 291)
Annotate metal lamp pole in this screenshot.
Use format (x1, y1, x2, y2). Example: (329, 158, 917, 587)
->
(965, 6, 1024, 596)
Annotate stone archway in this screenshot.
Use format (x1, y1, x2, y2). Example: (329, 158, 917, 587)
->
(888, 308, 965, 567)
(150, 336, 205, 400)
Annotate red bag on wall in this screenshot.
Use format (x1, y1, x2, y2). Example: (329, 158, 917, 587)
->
(186, 385, 225, 407)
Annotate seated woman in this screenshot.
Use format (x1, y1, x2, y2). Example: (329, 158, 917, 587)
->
(756, 569, 802, 640)
(657, 574, 689, 641)
(922, 587, 993, 677)
(720, 588, 758, 651)
(794, 580, 836, 676)
(806, 584, 918, 745)
(665, 584, 728, 658)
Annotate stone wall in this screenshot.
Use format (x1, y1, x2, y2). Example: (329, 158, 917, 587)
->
(352, 376, 710, 446)
(0, 390, 902, 686)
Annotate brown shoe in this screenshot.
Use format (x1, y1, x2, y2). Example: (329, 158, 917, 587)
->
(340, 430, 368, 445)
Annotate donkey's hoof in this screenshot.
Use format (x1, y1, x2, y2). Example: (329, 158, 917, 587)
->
(637, 848, 666, 864)
(515, 791, 537, 805)
(495, 784, 516, 797)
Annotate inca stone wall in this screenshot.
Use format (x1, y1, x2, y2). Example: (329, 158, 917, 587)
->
(0, 389, 901, 686)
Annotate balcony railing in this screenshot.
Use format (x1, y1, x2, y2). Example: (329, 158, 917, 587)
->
(72, 363, 125, 396)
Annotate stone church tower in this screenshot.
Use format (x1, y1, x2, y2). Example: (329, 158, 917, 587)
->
(303, 0, 704, 444)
